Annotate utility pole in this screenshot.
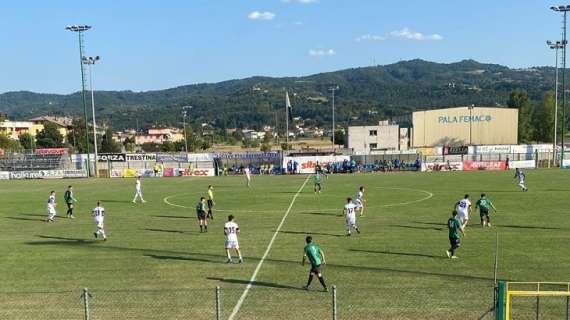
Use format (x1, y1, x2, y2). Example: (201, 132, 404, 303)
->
(66, 25, 92, 176)
(182, 106, 192, 153)
(83, 56, 100, 177)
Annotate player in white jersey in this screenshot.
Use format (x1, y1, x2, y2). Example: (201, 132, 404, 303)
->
(46, 191, 57, 222)
(132, 176, 146, 203)
(514, 168, 528, 192)
(224, 215, 243, 263)
(454, 194, 472, 230)
(354, 186, 366, 217)
(243, 167, 251, 188)
(92, 201, 107, 241)
(344, 197, 360, 236)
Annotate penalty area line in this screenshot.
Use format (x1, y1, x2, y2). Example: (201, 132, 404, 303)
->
(227, 175, 311, 320)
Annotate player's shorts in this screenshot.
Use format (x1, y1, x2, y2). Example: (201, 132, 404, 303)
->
(346, 216, 356, 226)
(66, 203, 73, 210)
(479, 209, 489, 217)
(449, 237, 460, 248)
(354, 199, 362, 208)
(48, 207, 56, 215)
(314, 183, 321, 188)
(457, 211, 469, 222)
(95, 219, 104, 229)
(207, 200, 214, 209)
(309, 264, 321, 275)
(225, 240, 239, 249)
(197, 210, 206, 220)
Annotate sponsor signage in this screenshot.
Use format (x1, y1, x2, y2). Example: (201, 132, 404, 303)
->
(443, 145, 468, 155)
(0, 171, 10, 180)
(562, 159, 570, 169)
(474, 145, 513, 154)
(126, 153, 157, 161)
(97, 153, 126, 162)
(438, 114, 493, 124)
(187, 153, 214, 162)
(462, 161, 506, 171)
(216, 152, 280, 160)
(9, 170, 64, 179)
(35, 148, 67, 155)
(157, 153, 188, 163)
(63, 169, 88, 178)
(421, 162, 463, 172)
(283, 156, 350, 174)
(508, 160, 536, 169)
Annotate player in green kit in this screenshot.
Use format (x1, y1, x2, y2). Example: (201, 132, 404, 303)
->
(64, 185, 77, 219)
(446, 210, 464, 259)
(475, 193, 497, 227)
(196, 197, 208, 233)
(313, 173, 322, 194)
(302, 236, 328, 291)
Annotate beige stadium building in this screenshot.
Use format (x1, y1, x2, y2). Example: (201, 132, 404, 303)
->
(412, 106, 518, 147)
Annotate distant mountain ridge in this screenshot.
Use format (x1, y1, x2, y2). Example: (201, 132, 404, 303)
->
(0, 59, 555, 131)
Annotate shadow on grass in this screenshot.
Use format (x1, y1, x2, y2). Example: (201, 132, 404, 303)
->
(99, 199, 133, 203)
(144, 228, 187, 234)
(279, 230, 344, 237)
(389, 225, 444, 232)
(499, 224, 562, 230)
(350, 249, 447, 260)
(297, 211, 340, 217)
(21, 213, 47, 217)
(151, 215, 190, 219)
(412, 221, 446, 227)
(144, 254, 225, 264)
(26, 240, 500, 282)
(4, 216, 45, 222)
(206, 277, 305, 290)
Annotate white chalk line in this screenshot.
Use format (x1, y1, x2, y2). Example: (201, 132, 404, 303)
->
(227, 175, 310, 320)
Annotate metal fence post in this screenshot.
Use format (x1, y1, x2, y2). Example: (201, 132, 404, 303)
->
(332, 285, 337, 320)
(216, 286, 221, 320)
(82, 288, 90, 320)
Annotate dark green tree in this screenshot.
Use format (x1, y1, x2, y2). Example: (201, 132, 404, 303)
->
(507, 89, 532, 143)
(100, 128, 122, 153)
(531, 91, 554, 143)
(332, 129, 345, 147)
(36, 123, 64, 148)
(18, 133, 35, 150)
(0, 134, 22, 152)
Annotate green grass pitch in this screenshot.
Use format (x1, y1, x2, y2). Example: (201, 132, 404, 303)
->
(1, 169, 569, 319)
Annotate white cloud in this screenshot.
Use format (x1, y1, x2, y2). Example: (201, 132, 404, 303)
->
(355, 34, 386, 42)
(248, 11, 276, 20)
(308, 49, 336, 57)
(389, 27, 443, 41)
(293, 21, 304, 26)
(282, 0, 318, 3)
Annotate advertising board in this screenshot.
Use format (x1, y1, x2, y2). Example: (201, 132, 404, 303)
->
(126, 154, 157, 161)
(421, 161, 463, 172)
(97, 153, 126, 162)
(0, 171, 10, 180)
(508, 160, 536, 169)
(63, 169, 88, 178)
(9, 170, 64, 179)
(462, 161, 506, 171)
(283, 156, 350, 174)
(35, 148, 67, 155)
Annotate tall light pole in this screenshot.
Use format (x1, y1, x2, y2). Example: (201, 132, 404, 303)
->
(182, 106, 192, 153)
(468, 105, 474, 145)
(83, 56, 100, 177)
(329, 86, 339, 152)
(66, 24, 92, 176)
(548, 40, 563, 163)
(551, 5, 570, 167)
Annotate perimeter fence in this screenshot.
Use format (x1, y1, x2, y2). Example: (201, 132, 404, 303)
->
(0, 284, 499, 320)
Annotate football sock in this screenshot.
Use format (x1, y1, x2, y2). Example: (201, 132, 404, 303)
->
(307, 275, 314, 286)
(200, 225, 203, 232)
(318, 276, 327, 288)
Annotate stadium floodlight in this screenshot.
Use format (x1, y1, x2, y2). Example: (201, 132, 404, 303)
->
(66, 24, 93, 176)
(82, 56, 101, 177)
(182, 106, 193, 153)
(547, 41, 564, 163)
(328, 86, 340, 152)
(550, 6, 570, 167)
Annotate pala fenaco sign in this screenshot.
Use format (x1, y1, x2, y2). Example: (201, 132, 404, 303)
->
(438, 115, 493, 124)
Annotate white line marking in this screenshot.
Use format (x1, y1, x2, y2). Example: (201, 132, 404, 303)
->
(228, 175, 310, 320)
(374, 187, 434, 207)
(163, 196, 283, 213)
(163, 195, 187, 209)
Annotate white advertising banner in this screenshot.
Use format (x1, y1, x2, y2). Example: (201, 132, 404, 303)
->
(126, 153, 157, 161)
(511, 144, 553, 154)
(283, 155, 350, 174)
(508, 160, 536, 169)
(187, 153, 214, 162)
(473, 145, 513, 154)
(9, 170, 64, 180)
(0, 171, 10, 180)
(563, 159, 570, 169)
(189, 168, 216, 177)
(421, 161, 463, 172)
(63, 169, 88, 178)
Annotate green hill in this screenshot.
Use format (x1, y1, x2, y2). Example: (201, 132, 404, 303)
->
(0, 59, 555, 130)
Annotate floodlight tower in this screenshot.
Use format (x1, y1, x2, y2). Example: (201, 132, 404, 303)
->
(66, 24, 92, 176)
(551, 5, 570, 167)
(329, 85, 340, 152)
(547, 40, 564, 163)
(83, 56, 100, 177)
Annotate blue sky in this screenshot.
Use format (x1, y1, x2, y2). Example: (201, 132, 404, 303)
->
(0, 0, 563, 94)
